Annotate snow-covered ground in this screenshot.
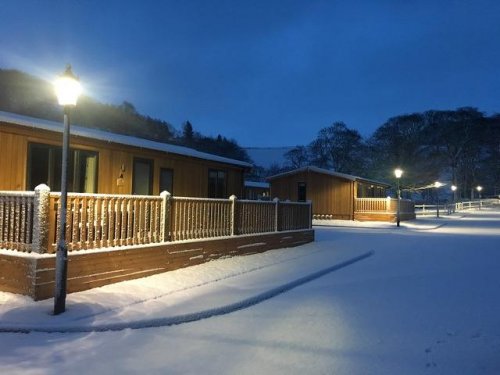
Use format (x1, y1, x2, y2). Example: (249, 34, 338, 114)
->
(1, 208, 499, 374)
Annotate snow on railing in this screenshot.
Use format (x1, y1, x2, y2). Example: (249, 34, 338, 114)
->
(416, 199, 497, 216)
(354, 197, 415, 214)
(0, 187, 312, 253)
(278, 201, 312, 231)
(49, 192, 163, 251)
(234, 199, 276, 235)
(0, 190, 35, 252)
(169, 196, 232, 241)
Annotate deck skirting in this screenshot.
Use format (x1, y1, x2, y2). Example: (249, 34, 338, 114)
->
(0, 229, 314, 300)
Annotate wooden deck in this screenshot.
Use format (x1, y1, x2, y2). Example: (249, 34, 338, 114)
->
(0, 188, 314, 300)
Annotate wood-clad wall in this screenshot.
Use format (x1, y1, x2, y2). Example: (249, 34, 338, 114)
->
(270, 170, 355, 220)
(0, 121, 245, 198)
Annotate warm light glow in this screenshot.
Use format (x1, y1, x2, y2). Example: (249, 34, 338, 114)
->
(434, 181, 444, 188)
(54, 65, 81, 106)
(477, 186, 483, 192)
(394, 168, 403, 179)
(451, 185, 457, 191)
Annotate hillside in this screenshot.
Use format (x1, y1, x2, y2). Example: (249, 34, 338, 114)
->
(0, 68, 250, 163)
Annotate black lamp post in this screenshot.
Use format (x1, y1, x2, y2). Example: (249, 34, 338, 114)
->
(477, 186, 483, 210)
(53, 65, 81, 315)
(451, 185, 457, 213)
(394, 168, 403, 227)
(434, 181, 443, 218)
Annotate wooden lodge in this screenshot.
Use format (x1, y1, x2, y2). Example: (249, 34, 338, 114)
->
(0, 111, 314, 300)
(0, 111, 251, 198)
(268, 166, 416, 222)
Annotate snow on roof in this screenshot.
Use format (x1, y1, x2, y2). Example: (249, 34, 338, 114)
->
(244, 181, 270, 189)
(266, 166, 391, 187)
(0, 111, 253, 169)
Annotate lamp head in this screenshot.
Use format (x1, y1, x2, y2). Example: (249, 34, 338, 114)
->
(394, 168, 403, 179)
(54, 65, 81, 106)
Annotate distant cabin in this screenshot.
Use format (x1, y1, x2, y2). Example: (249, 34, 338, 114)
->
(268, 166, 406, 221)
(244, 181, 270, 200)
(0, 111, 252, 197)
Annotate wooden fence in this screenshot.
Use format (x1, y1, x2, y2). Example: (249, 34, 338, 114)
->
(0, 191, 35, 252)
(50, 193, 164, 251)
(415, 199, 498, 216)
(0, 186, 312, 254)
(354, 197, 415, 214)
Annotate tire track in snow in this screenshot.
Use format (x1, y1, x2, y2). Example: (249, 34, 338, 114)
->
(0, 250, 374, 334)
(70, 245, 335, 322)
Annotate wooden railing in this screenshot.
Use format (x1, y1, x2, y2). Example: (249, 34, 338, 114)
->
(416, 199, 498, 216)
(170, 197, 232, 241)
(0, 187, 312, 253)
(0, 191, 35, 252)
(234, 199, 276, 235)
(354, 197, 415, 213)
(355, 197, 390, 212)
(279, 201, 312, 231)
(49, 193, 164, 251)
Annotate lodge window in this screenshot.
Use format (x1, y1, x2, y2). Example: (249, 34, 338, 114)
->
(159, 168, 174, 195)
(297, 182, 307, 202)
(132, 158, 153, 195)
(27, 143, 98, 193)
(357, 183, 386, 198)
(208, 169, 226, 198)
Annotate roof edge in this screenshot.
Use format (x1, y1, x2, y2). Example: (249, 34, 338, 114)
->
(0, 111, 253, 169)
(266, 166, 391, 187)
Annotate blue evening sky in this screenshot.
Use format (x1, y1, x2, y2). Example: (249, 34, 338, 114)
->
(1, 0, 499, 147)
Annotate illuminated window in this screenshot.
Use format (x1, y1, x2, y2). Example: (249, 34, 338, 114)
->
(27, 143, 98, 193)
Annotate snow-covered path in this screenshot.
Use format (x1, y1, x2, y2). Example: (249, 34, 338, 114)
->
(1, 209, 499, 374)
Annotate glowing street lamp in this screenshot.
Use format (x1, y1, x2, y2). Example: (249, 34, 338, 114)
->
(477, 186, 483, 209)
(53, 65, 81, 315)
(394, 168, 403, 227)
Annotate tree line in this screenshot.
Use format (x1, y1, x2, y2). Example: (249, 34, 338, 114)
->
(2, 68, 498, 199)
(0, 68, 251, 163)
(277, 108, 499, 200)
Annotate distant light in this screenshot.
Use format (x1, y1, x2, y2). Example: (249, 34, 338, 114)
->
(477, 186, 483, 192)
(54, 65, 81, 106)
(394, 168, 403, 179)
(434, 181, 444, 188)
(451, 185, 457, 191)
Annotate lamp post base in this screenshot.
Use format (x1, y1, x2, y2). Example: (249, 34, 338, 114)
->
(53, 242, 68, 315)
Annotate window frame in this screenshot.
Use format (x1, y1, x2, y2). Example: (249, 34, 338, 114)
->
(208, 169, 227, 198)
(297, 182, 307, 202)
(159, 167, 174, 195)
(26, 142, 99, 193)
